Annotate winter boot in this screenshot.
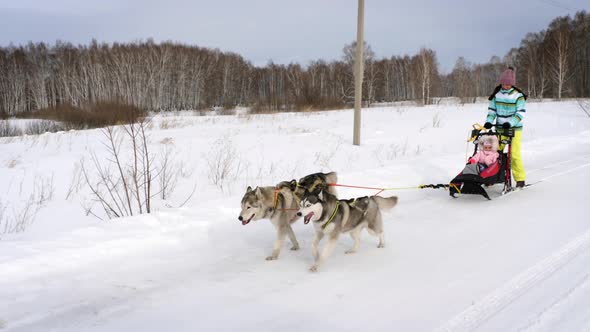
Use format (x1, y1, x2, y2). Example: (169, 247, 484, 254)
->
(516, 181, 525, 188)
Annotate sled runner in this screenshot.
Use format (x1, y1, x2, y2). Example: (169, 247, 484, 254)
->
(449, 125, 515, 200)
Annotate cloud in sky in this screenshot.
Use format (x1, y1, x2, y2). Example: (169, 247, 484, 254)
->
(0, 0, 587, 72)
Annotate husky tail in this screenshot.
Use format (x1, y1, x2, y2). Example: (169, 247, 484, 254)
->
(325, 171, 338, 184)
(373, 195, 398, 210)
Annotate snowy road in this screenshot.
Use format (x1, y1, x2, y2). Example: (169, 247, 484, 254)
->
(1, 103, 590, 331)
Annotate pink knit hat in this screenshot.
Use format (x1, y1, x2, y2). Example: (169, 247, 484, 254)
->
(479, 135, 499, 151)
(499, 67, 516, 86)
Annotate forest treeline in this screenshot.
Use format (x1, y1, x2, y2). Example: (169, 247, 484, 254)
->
(1, 11, 588, 116)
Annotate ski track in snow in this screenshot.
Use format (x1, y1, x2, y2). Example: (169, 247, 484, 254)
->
(436, 228, 590, 332)
(517, 273, 590, 332)
(526, 153, 590, 176)
(496, 153, 590, 199)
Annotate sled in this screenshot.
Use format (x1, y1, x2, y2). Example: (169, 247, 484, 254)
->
(449, 125, 515, 200)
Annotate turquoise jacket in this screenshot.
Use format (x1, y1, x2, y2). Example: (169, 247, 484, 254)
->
(486, 88, 526, 130)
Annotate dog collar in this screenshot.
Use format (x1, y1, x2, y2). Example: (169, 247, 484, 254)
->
(321, 201, 339, 230)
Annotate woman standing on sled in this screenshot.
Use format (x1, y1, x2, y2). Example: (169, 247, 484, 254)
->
(484, 67, 526, 188)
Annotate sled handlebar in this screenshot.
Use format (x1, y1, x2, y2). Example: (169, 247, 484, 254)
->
(474, 124, 515, 137)
(486, 126, 515, 138)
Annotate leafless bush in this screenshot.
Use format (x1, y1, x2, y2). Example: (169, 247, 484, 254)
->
(65, 163, 84, 200)
(5, 197, 38, 233)
(432, 112, 443, 128)
(395, 107, 408, 115)
(0, 120, 22, 137)
(373, 145, 386, 166)
(401, 138, 409, 156)
(18, 101, 147, 130)
(206, 138, 242, 191)
(33, 174, 55, 205)
(24, 120, 65, 135)
(578, 100, 590, 117)
(1, 175, 54, 235)
(313, 138, 343, 169)
(387, 143, 401, 160)
(178, 159, 195, 179)
(79, 199, 100, 219)
(159, 119, 174, 129)
(237, 113, 255, 122)
(292, 98, 345, 113)
(386, 138, 409, 159)
(82, 117, 157, 219)
(289, 160, 302, 179)
(379, 139, 410, 161)
(158, 145, 180, 200)
(250, 103, 279, 114)
(159, 118, 191, 129)
(459, 96, 477, 105)
(216, 107, 236, 116)
(254, 161, 276, 183)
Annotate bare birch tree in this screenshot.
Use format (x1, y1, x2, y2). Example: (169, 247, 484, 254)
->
(546, 17, 574, 100)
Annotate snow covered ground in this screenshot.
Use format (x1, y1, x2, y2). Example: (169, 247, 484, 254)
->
(1, 100, 590, 331)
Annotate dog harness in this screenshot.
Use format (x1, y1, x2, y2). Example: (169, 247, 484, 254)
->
(321, 201, 340, 230)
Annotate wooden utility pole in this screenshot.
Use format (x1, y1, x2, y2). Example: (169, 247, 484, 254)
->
(353, 0, 364, 146)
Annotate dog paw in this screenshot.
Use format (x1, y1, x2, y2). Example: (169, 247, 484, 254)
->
(265, 255, 278, 261)
(309, 265, 319, 272)
(377, 243, 385, 248)
(345, 249, 356, 254)
(290, 245, 300, 251)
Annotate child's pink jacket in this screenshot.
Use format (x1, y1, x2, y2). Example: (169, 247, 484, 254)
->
(469, 150, 499, 166)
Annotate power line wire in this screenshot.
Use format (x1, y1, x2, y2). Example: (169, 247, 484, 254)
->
(537, 0, 582, 12)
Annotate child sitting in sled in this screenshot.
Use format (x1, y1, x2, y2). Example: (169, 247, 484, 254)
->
(468, 135, 499, 171)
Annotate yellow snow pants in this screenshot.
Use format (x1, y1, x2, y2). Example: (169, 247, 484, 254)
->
(498, 130, 526, 182)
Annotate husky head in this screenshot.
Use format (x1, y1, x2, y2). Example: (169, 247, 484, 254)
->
(238, 186, 269, 226)
(295, 172, 333, 202)
(298, 191, 325, 224)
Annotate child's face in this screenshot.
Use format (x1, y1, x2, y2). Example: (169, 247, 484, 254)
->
(484, 145, 493, 151)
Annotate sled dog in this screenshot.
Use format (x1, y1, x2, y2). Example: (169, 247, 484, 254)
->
(276, 171, 338, 203)
(239, 185, 301, 260)
(299, 191, 398, 272)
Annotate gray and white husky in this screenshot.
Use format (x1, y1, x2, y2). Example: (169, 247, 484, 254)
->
(299, 191, 398, 272)
(239, 185, 301, 260)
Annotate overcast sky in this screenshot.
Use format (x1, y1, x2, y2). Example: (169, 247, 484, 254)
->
(0, 0, 587, 73)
